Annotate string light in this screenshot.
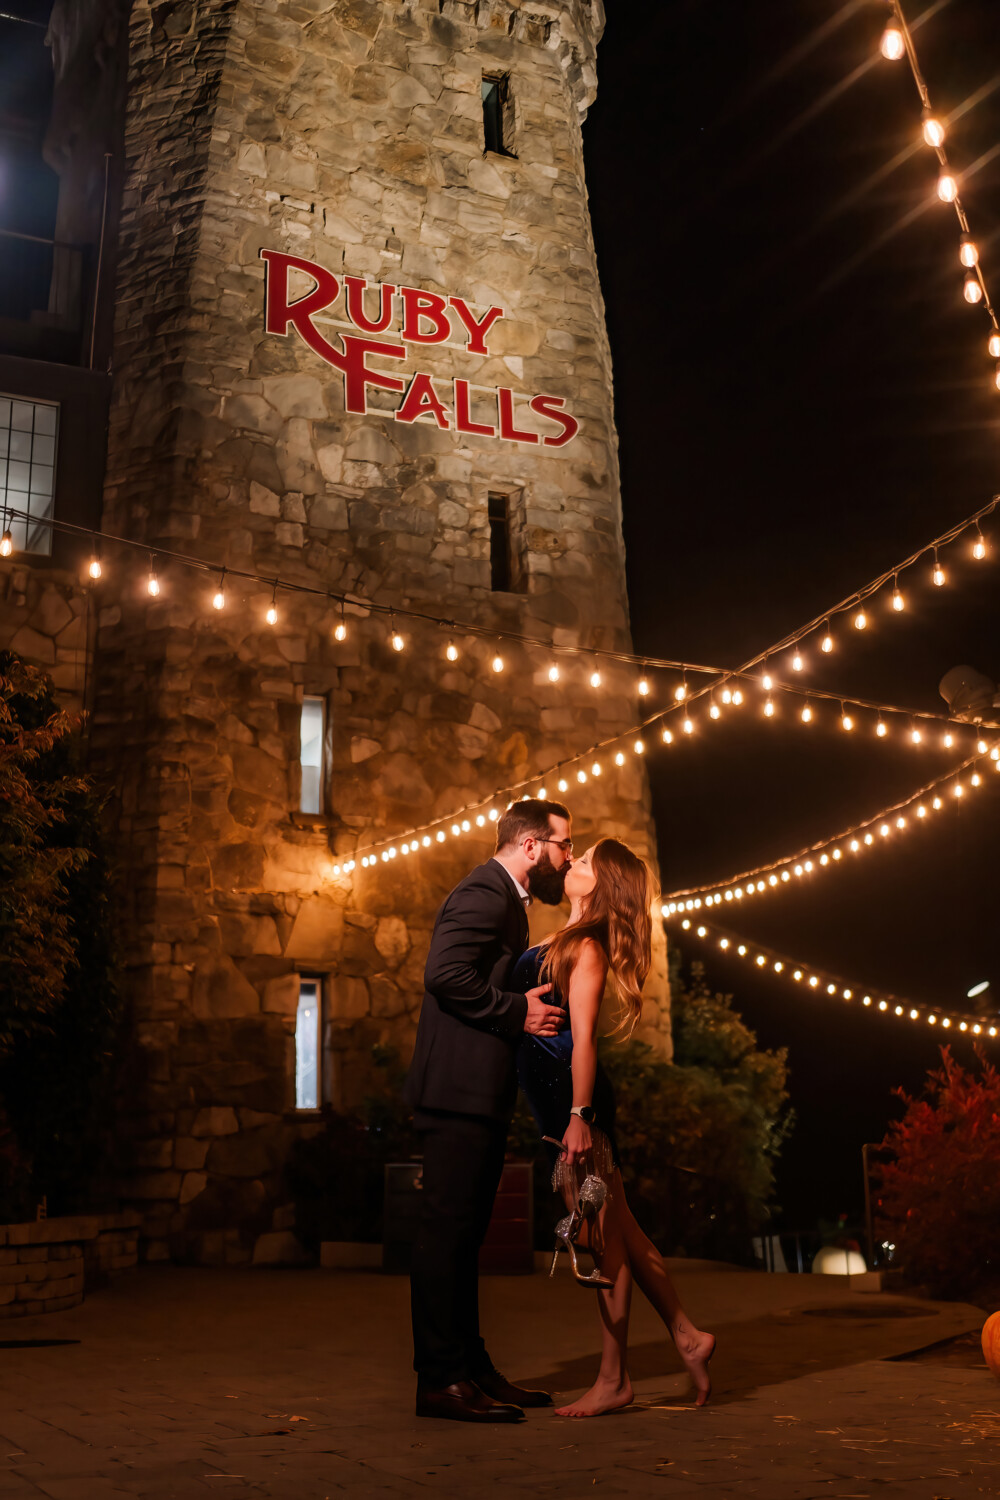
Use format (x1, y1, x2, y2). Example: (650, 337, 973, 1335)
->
(876, 716, 887, 738)
(821, 622, 834, 653)
(390, 613, 404, 652)
(663, 744, 995, 906)
(973, 527, 987, 560)
(88, 539, 102, 581)
(853, 604, 867, 630)
(801, 702, 813, 724)
(146, 556, 160, 597)
(990, 331, 1000, 359)
(590, 669, 602, 688)
(493, 645, 505, 674)
(638, 675, 650, 697)
(791, 650, 804, 672)
(937, 171, 958, 204)
(669, 915, 996, 1038)
(548, 662, 560, 683)
(921, 107, 945, 148)
(841, 705, 854, 732)
(932, 550, 945, 587)
(212, 570, 226, 611)
(265, 584, 278, 626)
(960, 236, 979, 269)
(763, 697, 775, 718)
(445, 640, 458, 661)
(880, 17, 905, 60)
(0, 511, 11, 559)
(891, 577, 904, 611)
(964, 272, 984, 306)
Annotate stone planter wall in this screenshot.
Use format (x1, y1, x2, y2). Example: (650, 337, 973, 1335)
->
(0, 1211, 140, 1318)
(0, 565, 94, 710)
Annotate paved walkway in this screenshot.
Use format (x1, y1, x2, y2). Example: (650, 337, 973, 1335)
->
(0, 1263, 995, 1499)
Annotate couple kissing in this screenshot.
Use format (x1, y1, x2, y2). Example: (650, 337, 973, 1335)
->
(405, 799, 715, 1422)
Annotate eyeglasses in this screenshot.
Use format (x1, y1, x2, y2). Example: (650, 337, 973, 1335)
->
(535, 837, 573, 854)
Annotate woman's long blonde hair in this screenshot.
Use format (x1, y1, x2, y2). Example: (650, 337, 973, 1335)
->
(540, 838, 654, 1036)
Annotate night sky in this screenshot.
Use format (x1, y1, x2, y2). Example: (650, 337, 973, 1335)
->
(585, 0, 1000, 1225)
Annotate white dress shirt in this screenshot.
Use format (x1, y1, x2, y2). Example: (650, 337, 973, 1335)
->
(492, 856, 531, 907)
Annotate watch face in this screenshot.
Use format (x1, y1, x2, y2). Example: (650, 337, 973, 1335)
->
(580, 1106, 595, 1124)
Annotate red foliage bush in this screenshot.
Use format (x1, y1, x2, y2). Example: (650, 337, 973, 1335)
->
(876, 1047, 1000, 1297)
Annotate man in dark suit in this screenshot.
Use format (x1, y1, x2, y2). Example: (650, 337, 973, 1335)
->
(406, 798, 573, 1422)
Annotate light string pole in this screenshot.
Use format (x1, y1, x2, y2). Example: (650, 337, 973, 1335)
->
(669, 914, 999, 1039)
(880, 0, 1000, 386)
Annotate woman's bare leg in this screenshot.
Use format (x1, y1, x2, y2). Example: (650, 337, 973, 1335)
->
(555, 1189, 635, 1418)
(612, 1172, 715, 1405)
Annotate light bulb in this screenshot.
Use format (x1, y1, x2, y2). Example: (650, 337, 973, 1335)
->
(147, 566, 160, 597)
(762, 671, 773, 691)
(88, 556, 102, 580)
(911, 726, 922, 744)
(492, 653, 504, 673)
(557, 778, 568, 792)
(662, 728, 674, 744)
(989, 331, 1000, 358)
(590, 670, 601, 688)
(932, 555, 946, 586)
(212, 585, 226, 611)
(801, 704, 813, 724)
(615, 751, 625, 766)
(731, 688, 744, 706)
(973, 531, 987, 560)
(964, 271, 983, 305)
(682, 717, 694, 735)
(334, 621, 347, 642)
(995, 361, 1000, 392)
(960, 236, 979, 269)
(763, 698, 775, 718)
(821, 627, 833, 653)
(591, 762, 601, 776)
(876, 719, 887, 737)
(674, 682, 687, 701)
(943, 732, 954, 749)
(634, 739, 645, 755)
(266, 602, 278, 626)
(854, 607, 867, 630)
(977, 738, 988, 753)
(548, 663, 560, 682)
(937, 171, 958, 203)
(391, 631, 405, 652)
(880, 21, 905, 59)
(841, 711, 854, 732)
(721, 687, 732, 705)
(446, 641, 458, 661)
(922, 111, 945, 148)
(709, 702, 721, 719)
(791, 651, 804, 672)
(638, 677, 650, 697)
(892, 585, 905, 611)
(0, 528, 12, 558)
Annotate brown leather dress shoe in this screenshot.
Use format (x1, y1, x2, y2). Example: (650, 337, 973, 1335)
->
(415, 1379, 525, 1423)
(473, 1367, 553, 1408)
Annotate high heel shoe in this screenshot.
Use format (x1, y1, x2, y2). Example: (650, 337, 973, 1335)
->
(548, 1175, 615, 1290)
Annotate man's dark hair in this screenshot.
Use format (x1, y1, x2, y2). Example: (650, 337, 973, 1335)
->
(495, 798, 570, 853)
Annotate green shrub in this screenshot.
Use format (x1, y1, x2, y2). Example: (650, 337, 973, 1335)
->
(0, 654, 121, 1220)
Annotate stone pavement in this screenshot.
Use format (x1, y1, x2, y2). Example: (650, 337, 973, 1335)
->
(0, 1263, 995, 1499)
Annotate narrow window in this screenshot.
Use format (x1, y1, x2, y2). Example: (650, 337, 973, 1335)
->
(295, 975, 322, 1110)
(299, 695, 326, 814)
(488, 492, 512, 592)
(0, 394, 57, 556)
(482, 75, 515, 157)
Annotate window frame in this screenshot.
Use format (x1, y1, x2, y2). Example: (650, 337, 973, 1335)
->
(293, 972, 324, 1113)
(297, 692, 328, 817)
(481, 73, 517, 159)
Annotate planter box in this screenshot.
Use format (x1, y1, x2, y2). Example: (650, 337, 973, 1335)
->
(0, 1212, 141, 1318)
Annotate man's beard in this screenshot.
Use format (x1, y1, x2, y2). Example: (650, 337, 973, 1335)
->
(526, 851, 568, 906)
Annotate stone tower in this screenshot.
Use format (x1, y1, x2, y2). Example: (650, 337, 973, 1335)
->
(94, 0, 669, 1262)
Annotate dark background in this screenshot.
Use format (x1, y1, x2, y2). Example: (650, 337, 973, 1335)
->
(585, 0, 1000, 1227)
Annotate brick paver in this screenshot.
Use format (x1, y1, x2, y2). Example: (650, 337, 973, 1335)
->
(0, 1265, 994, 1498)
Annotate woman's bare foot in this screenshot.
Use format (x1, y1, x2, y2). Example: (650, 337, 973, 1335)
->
(673, 1328, 716, 1406)
(555, 1376, 634, 1418)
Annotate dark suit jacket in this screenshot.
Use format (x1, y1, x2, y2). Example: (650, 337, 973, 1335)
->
(405, 860, 530, 1121)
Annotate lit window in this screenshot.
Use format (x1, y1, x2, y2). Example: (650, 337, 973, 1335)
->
(299, 695, 326, 814)
(0, 395, 57, 556)
(295, 976, 321, 1110)
(482, 75, 515, 158)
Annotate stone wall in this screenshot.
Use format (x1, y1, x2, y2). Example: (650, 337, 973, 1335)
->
(0, 565, 94, 710)
(0, 1211, 140, 1318)
(88, 0, 669, 1263)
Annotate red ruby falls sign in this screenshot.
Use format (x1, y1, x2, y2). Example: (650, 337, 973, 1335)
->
(260, 249, 580, 448)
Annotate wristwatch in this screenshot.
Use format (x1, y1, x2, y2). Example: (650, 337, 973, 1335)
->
(570, 1105, 595, 1124)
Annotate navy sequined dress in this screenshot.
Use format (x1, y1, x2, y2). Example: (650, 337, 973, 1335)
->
(513, 944, 621, 1176)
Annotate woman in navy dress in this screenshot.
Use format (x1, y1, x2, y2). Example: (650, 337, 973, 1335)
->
(515, 838, 715, 1418)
